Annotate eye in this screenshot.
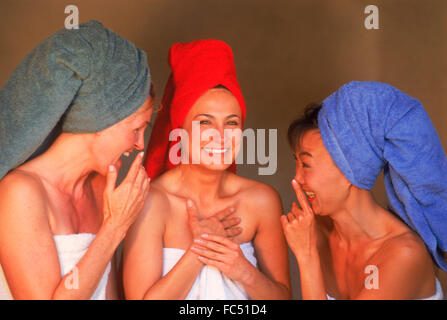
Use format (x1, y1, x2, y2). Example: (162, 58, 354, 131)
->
(301, 161, 310, 168)
(134, 125, 145, 134)
(199, 120, 211, 125)
(226, 120, 239, 126)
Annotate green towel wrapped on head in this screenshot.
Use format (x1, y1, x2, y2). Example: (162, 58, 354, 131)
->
(0, 20, 151, 180)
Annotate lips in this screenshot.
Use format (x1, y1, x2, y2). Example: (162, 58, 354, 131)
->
(114, 149, 133, 169)
(303, 190, 316, 203)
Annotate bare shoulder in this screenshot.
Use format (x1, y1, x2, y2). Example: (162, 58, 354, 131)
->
(131, 180, 171, 230)
(230, 174, 283, 216)
(0, 169, 45, 195)
(373, 230, 434, 273)
(124, 180, 171, 249)
(0, 170, 50, 236)
(0, 170, 48, 215)
(144, 183, 171, 215)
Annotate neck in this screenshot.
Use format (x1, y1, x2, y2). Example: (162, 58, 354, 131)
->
(25, 133, 97, 199)
(175, 164, 227, 205)
(328, 189, 390, 247)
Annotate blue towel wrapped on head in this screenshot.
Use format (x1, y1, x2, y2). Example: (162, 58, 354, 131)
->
(318, 81, 447, 270)
(0, 20, 151, 180)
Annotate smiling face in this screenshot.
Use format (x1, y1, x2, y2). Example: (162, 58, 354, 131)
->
(182, 87, 243, 172)
(294, 129, 351, 215)
(92, 96, 153, 175)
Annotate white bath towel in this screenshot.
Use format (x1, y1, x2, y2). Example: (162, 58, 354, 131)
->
(0, 233, 111, 300)
(162, 242, 257, 300)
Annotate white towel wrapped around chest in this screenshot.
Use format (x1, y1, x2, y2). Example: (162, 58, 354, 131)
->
(0, 233, 111, 300)
(162, 242, 257, 300)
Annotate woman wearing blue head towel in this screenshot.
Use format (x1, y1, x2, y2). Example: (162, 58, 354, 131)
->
(0, 21, 153, 299)
(282, 81, 446, 300)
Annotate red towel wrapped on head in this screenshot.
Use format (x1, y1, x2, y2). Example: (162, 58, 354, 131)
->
(144, 39, 246, 179)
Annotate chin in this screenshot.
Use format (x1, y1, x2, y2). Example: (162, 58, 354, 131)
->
(309, 201, 323, 216)
(198, 162, 233, 172)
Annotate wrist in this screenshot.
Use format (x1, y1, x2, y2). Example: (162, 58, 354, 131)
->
(100, 218, 127, 244)
(294, 244, 319, 264)
(186, 246, 205, 267)
(238, 262, 258, 287)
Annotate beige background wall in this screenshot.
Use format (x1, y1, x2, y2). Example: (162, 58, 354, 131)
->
(1, 0, 446, 299)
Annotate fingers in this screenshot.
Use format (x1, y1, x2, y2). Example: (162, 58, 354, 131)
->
(287, 212, 295, 223)
(225, 226, 243, 238)
(291, 179, 313, 216)
(280, 215, 289, 230)
(133, 164, 148, 195)
(213, 206, 236, 221)
(124, 151, 145, 184)
(193, 238, 231, 255)
(141, 176, 151, 202)
(199, 233, 239, 250)
(291, 202, 304, 219)
(105, 164, 118, 195)
(283, 207, 304, 225)
(186, 199, 199, 226)
(196, 255, 226, 269)
(221, 217, 240, 229)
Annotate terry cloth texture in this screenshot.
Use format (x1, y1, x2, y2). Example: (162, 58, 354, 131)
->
(0, 20, 150, 180)
(318, 81, 447, 270)
(144, 39, 246, 179)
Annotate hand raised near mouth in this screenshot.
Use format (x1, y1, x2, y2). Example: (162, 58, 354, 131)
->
(280, 179, 317, 260)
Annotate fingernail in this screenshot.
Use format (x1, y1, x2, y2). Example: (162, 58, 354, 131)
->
(201, 233, 209, 238)
(292, 179, 298, 185)
(139, 151, 145, 157)
(229, 207, 235, 213)
(194, 239, 203, 244)
(109, 165, 115, 172)
(187, 199, 193, 207)
(148, 178, 151, 183)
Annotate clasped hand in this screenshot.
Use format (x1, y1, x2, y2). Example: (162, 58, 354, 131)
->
(186, 200, 254, 283)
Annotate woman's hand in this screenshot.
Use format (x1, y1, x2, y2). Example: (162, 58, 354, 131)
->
(186, 200, 242, 240)
(102, 152, 150, 237)
(190, 233, 255, 283)
(280, 179, 318, 260)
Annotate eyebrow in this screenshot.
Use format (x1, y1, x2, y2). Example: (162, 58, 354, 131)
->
(194, 114, 241, 119)
(299, 151, 313, 157)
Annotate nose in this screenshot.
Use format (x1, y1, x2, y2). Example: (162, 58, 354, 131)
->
(294, 162, 305, 184)
(205, 125, 225, 146)
(134, 130, 145, 151)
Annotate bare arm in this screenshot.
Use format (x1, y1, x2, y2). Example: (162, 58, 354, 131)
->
(0, 153, 149, 299)
(123, 188, 201, 300)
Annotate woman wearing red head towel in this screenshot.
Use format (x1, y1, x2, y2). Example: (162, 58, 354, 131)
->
(122, 40, 290, 299)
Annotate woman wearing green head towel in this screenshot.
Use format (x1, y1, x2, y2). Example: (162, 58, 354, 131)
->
(0, 21, 153, 299)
